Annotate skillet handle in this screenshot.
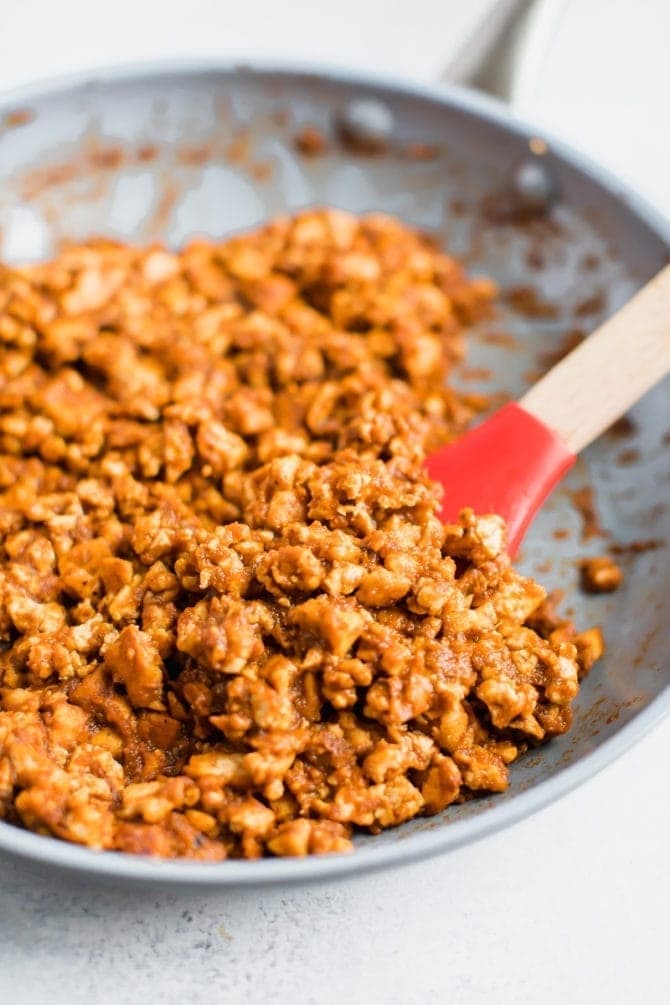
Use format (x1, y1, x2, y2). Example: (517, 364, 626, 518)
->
(439, 0, 567, 107)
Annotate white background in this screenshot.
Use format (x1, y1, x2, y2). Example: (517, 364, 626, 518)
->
(1, 2, 669, 1003)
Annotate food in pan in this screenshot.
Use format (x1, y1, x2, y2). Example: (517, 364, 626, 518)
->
(0, 210, 602, 859)
(580, 555, 623, 593)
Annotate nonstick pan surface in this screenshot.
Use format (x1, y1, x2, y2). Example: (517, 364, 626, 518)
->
(0, 62, 668, 887)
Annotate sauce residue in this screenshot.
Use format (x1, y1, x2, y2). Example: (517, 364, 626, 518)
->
(568, 485, 606, 541)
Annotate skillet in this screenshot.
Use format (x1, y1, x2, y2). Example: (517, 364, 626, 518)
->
(0, 60, 668, 887)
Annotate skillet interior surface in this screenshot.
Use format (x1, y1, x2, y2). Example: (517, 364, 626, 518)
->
(0, 63, 668, 887)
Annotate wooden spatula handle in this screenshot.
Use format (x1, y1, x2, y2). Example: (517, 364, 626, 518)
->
(521, 263, 670, 453)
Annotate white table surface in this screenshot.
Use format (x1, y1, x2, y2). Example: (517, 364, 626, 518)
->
(1, 3, 669, 1003)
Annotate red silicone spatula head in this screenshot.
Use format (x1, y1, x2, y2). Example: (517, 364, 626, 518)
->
(425, 264, 670, 552)
(425, 403, 576, 555)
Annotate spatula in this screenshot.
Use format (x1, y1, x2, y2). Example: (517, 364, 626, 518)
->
(426, 264, 670, 554)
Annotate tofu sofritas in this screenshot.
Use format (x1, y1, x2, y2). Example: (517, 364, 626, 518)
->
(0, 210, 602, 859)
